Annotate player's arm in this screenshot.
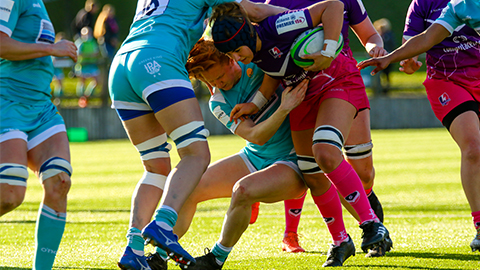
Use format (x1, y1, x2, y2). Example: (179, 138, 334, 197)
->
(0, 32, 77, 62)
(398, 37, 422, 75)
(301, 0, 344, 71)
(239, 0, 288, 22)
(350, 17, 387, 57)
(230, 74, 281, 122)
(357, 23, 449, 75)
(234, 79, 308, 145)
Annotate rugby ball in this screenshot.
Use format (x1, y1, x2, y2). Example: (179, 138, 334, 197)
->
(290, 26, 344, 68)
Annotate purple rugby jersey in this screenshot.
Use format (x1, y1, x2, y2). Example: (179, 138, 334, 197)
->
(404, 0, 480, 84)
(261, 0, 368, 57)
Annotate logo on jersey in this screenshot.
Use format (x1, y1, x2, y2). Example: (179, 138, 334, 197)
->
(268, 47, 283, 59)
(37, 20, 55, 44)
(438, 92, 451, 106)
(323, 217, 335, 225)
(275, 10, 308, 35)
(345, 191, 360, 204)
(247, 68, 253, 78)
(144, 60, 161, 75)
(288, 208, 302, 217)
(0, 0, 14, 22)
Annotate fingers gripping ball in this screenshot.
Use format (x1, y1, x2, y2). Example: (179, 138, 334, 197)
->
(290, 26, 344, 68)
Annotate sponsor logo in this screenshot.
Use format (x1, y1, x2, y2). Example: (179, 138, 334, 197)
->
(323, 217, 335, 224)
(247, 68, 253, 77)
(345, 191, 360, 204)
(41, 247, 57, 254)
(0, 0, 14, 22)
(144, 60, 161, 75)
(135, 257, 151, 270)
(268, 47, 283, 59)
(275, 11, 308, 35)
(289, 208, 302, 217)
(33, 3, 41, 8)
(438, 92, 451, 106)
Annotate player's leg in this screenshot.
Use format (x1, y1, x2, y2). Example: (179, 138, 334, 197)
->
(28, 128, 72, 270)
(282, 194, 306, 253)
(118, 113, 172, 269)
(193, 163, 306, 269)
(448, 111, 480, 252)
(293, 130, 355, 266)
(313, 98, 389, 253)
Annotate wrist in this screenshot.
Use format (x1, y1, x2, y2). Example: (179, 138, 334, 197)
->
(251, 91, 268, 109)
(320, 39, 338, 58)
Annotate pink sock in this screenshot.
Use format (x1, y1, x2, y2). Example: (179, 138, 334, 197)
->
(284, 193, 306, 234)
(312, 185, 348, 246)
(472, 211, 480, 230)
(325, 159, 378, 224)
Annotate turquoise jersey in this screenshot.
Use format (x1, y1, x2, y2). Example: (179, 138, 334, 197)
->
(435, 0, 480, 35)
(117, 0, 238, 64)
(209, 63, 296, 167)
(0, 0, 56, 104)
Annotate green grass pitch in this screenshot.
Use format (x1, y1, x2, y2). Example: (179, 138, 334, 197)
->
(1, 128, 479, 269)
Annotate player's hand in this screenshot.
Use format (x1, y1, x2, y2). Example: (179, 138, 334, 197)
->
(302, 52, 333, 72)
(368, 46, 388, 58)
(51, 40, 78, 62)
(230, 102, 259, 124)
(357, 56, 391, 76)
(280, 79, 308, 112)
(399, 58, 422, 74)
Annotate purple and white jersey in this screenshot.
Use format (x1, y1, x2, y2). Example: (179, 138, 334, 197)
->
(263, 0, 368, 57)
(253, 8, 344, 86)
(404, 0, 480, 84)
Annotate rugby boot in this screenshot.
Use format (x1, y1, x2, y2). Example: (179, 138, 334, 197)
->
(185, 249, 223, 270)
(142, 221, 195, 268)
(281, 231, 305, 253)
(118, 246, 152, 270)
(250, 202, 260, 224)
(322, 236, 355, 267)
(145, 252, 168, 270)
(359, 220, 389, 253)
(366, 234, 393, 257)
(471, 227, 480, 252)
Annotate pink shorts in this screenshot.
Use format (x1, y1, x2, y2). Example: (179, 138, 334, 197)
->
(289, 55, 369, 131)
(423, 77, 480, 128)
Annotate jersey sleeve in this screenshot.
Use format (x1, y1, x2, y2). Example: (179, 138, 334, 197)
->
(347, 0, 368, 26)
(0, 0, 20, 36)
(209, 89, 240, 134)
(434, 1, 465, 35)
(403, 0, 427, 40)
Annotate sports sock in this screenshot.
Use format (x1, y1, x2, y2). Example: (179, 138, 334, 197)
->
(211, 242, 232, 265)
(472, 210, 480, 230)
(155, 246, 169, 261)
(126, 227, 145, 256)
(312, 185, 348, 246)
(325, 159, 378, 224)
(284, 193, 306, 234)
(365, 187, 373, 197)
(33, 204, 66, 270)
(154, 205, 178, 229)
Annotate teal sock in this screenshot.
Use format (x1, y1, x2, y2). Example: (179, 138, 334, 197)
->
(155, 246, 169, 260)
(154, 205, 178, 228)
(211, 242, 232, 265)
(33, 204, 66, 270)
(126, 227, 145, 255)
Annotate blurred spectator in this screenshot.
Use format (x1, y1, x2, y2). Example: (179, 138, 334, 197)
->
(51, 32, 74, 105)
(374, 18, 397, 92)
(74, 27, 101, 107)
(71, 0, 99, 39)
(94, 4, 119, 63)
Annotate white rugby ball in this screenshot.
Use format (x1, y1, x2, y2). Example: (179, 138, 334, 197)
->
(290, 26, 344, 68)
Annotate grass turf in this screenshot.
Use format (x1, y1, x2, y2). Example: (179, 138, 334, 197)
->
(1, 128, 479, 269)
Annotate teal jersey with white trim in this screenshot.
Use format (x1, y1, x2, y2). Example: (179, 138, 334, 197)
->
(209, 63, 296, 161)
(0, 0, 55, 104)
(118, 0, 236, 64)
(436, 0, 480, 35)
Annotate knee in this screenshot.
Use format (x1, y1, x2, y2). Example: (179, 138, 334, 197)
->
(312, 125, 345, 172)
(0, 190, 25, 216)
(43, 173, 72, 201)
(231, 181, 253, 207)
(463, 142, 480, 165)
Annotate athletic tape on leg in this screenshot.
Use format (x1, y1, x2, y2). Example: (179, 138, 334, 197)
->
(0, 163, 29, 187)
(135, 133, 172, 160)
(344, 141, 373, 160)
(169, 121, 210, 149)
(39, 157, 72, 183)
(313, 125, 344, 151)
(138, 171, 167, 190)
(297, 155, 324, 174)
